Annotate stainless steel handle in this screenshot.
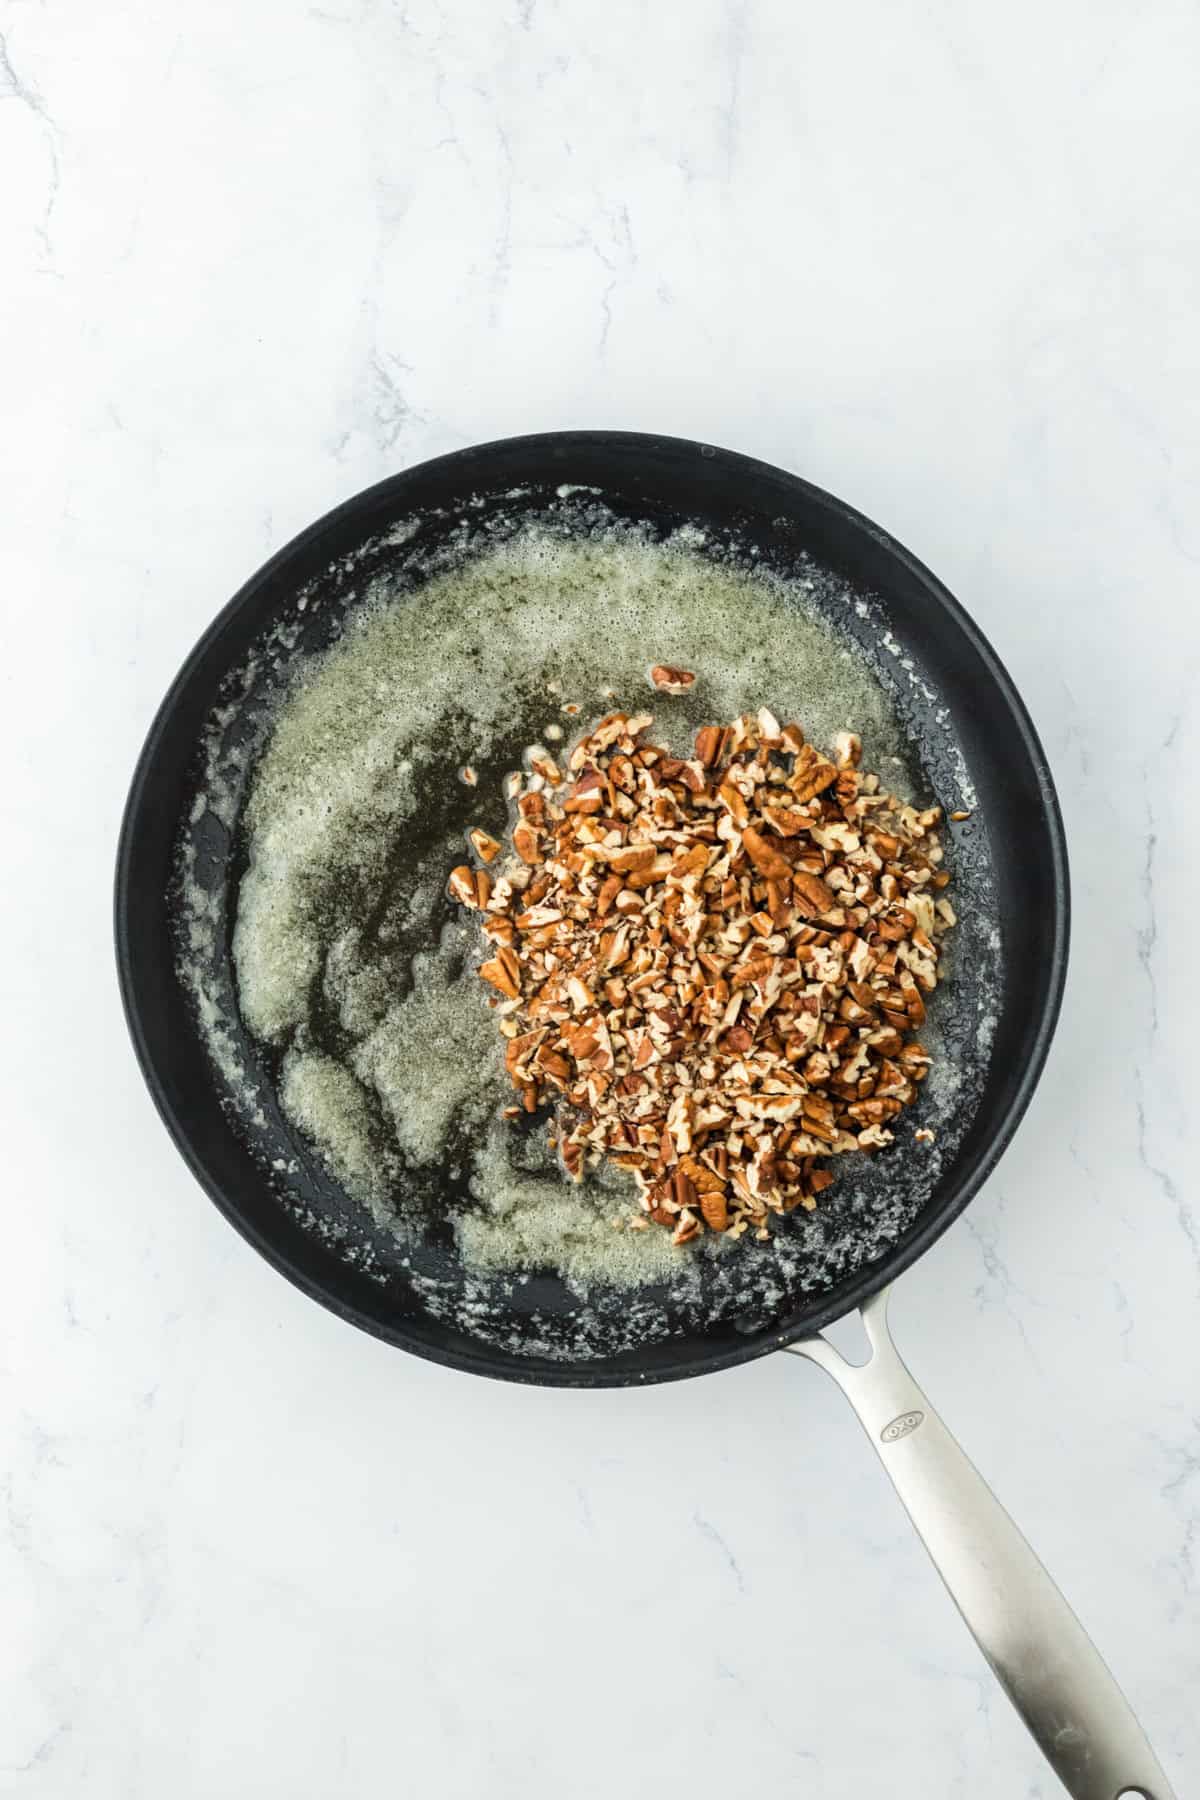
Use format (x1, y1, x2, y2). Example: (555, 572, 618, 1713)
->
(785, 1287, 1175, 1800)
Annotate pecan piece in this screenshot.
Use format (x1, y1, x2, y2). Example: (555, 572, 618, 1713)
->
(469, 828, 502, 863)
(479, 952, 520, 999)
(741, 826, 792, 880)
(512, 822, 541, 865)
(650, 664, 696, 693)
(694, 724, 727, 767)
(605, 843, 656, 875)
(789, 745, 838, 802)
(595, 873, 623, 917)
(718, 778, 750, 826)
(699, 1188, 730, 1232)
(791, 869, 836, 916)
(761, 801, 810, 837)
(448, 865, 478, 907)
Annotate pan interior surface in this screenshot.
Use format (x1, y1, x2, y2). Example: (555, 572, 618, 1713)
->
(116, 434, 1067, 1386)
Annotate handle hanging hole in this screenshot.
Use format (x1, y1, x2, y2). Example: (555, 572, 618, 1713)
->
(820, 1312, 873, 1367)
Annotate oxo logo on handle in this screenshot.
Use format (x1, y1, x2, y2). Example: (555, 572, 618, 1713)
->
(880, 1410, 925, 1443)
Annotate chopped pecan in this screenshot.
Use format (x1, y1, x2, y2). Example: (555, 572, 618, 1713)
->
(512, 822, 541, 865)
(791, 869, 836, 916)
(718, 778, 750, 826)
(695, 724, 727, 767)
(469, 828, 502, 863)
(479, 953, 520, 999)
(699, 1188, 730, 1232)
(741, 826, 792, 880)
(448, 865, 478, 907)
(449, 698, 953, 1250)
(650, 664, 697, 693)
(790, 744, 838, 802)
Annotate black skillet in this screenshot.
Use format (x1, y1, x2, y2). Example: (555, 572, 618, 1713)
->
(115, 433, 1174, 1798)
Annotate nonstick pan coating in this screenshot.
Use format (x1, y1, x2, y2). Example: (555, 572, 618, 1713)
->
(115, 433, 1068, 1386)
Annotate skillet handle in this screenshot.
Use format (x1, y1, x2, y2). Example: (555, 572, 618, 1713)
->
(784, 1287, 1176, 1799)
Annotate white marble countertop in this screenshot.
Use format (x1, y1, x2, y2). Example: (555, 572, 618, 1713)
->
(2, 2, 1197, 1793)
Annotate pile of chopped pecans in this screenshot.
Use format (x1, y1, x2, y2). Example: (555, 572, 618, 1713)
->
(448, 696, 955, 1246)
